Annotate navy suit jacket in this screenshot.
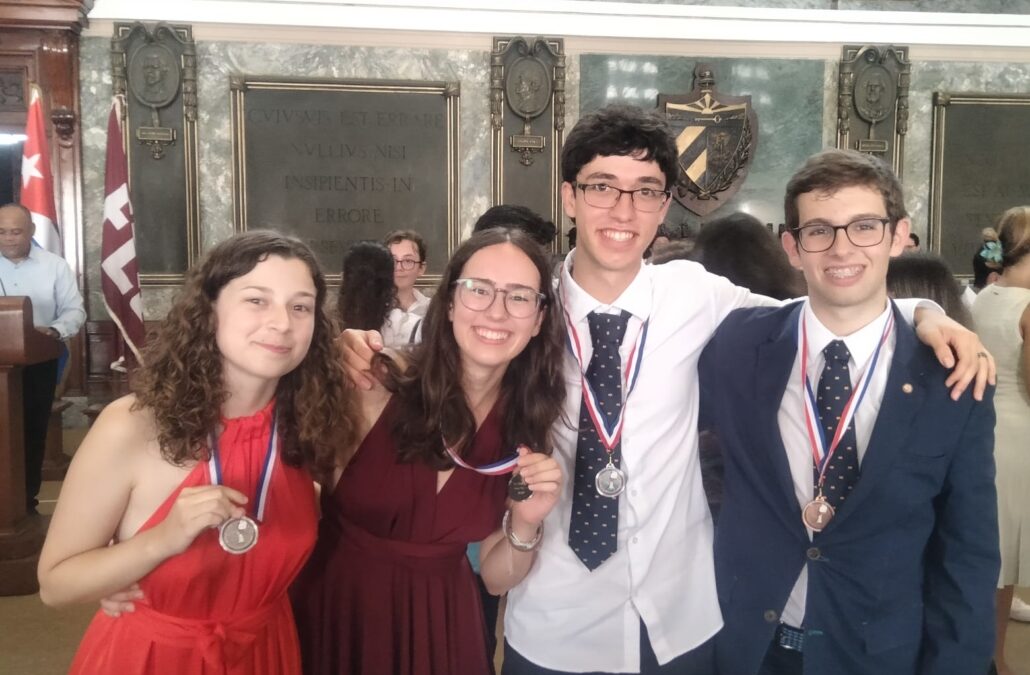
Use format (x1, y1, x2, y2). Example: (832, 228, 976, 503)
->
(698, 302, 999, 675)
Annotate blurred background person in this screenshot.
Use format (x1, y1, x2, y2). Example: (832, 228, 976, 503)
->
(473, 204, 556, 249)
(383, 230, 430, 347)
(337, 240, 395, 333)
(687, 211, 805, 300)
(887, 251, 972, 328)
(971, 206, 1030, 675)
(0, 203, 85, 514)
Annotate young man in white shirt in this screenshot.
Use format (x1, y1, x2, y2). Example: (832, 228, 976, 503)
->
(697, 150, 998, 675)
(342, 106, 993, 674)
(382, 229, 430, 347)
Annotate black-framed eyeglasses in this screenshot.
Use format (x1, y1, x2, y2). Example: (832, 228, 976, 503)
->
(574, 182, 671, 213)
(792, 217, 890, 253)
(453, 278, 546, 318)
(394, 258, 423, 271)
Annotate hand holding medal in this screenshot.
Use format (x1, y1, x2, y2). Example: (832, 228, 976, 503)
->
(155, 484, 249, 557)
(508, 446, 563, 522)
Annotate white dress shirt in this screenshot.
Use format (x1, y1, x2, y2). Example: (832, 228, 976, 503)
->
(380, 288, 430, 347)
(777, 301, 896, 628)
(0, 246, 85, 339)
(506, 254, 775, 672)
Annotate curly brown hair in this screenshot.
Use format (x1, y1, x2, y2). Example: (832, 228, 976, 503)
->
(132, 230, 355, 480)
(388, 228, 567, 469)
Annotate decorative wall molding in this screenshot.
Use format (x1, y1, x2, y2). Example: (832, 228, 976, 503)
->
(85, 1, 1030, 49)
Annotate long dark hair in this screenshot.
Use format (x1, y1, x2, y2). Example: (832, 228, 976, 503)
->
(133, 230, 356, 480)
(690, 212, 804, 300)
(337, 240, 395, 330)
(887, 252, 972, 328)
(388, 228, 566, 469)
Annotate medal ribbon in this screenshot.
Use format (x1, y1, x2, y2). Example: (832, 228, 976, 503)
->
(798, 310, 893, 485)
(562, 305, 647, 453)
(445, 443, 522, 476)
(208, 413, 278, 522)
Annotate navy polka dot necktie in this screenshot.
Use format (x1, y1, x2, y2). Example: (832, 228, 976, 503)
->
(569, 310, 630, 571)
(816, 339, 860, 509)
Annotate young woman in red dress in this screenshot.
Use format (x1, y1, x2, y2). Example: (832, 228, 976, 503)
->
(290, 227, 568, 674)
(38, 231, 355, 675)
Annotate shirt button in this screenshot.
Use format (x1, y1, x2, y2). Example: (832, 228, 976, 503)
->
(763, 610, 779, 623)
(806, 547, 821, 560)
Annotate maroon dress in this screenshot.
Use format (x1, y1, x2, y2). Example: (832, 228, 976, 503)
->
(291, 397, 509, 675)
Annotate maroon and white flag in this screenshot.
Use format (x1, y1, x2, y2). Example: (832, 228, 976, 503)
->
(101, 97, 145, 368)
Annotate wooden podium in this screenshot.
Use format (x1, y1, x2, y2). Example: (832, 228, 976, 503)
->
(0, 297, 62, 596)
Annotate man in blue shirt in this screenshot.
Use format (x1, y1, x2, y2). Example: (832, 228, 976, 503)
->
(0, 203, 85, 513)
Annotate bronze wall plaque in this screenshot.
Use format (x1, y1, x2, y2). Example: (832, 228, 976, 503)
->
(491, 37, 564, 248)
(929, 92, 1030, 279)
(112, 22, 200, 285)
(658, 65, 758, 218)
(230, 77, 461, 284)
(837, 45, 910, 177)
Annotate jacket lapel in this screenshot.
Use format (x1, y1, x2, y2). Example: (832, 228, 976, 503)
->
(754, 304, 807, 533)
(821, 303, 929, 533)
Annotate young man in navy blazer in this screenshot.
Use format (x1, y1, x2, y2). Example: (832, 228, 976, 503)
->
(699, 149, 999, 675)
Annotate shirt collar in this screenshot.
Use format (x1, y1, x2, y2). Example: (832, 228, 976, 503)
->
(560, 249, 653, 325)
(803, 299, 893, 369)
(1, 247, 39, 266)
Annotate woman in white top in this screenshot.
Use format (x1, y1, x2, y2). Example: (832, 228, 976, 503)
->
(970, 206, 1030, 675)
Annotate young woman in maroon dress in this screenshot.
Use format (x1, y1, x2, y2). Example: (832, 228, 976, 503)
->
(290, 228, 568, 674)
(38, 232, 355, 675)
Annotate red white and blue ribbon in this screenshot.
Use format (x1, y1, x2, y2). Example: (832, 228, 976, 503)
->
(446, 443, 522, 475)
(559, 281, 648, 453)
(208, 413, 278, 522)
(798, 309, 893, 483)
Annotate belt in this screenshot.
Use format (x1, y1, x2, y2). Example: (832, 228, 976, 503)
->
(774, 623, 805, 652)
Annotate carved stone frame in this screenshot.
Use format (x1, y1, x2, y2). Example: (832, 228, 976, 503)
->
(229, 76, 462, 287)
(111, 22, 200, 285)
(929, 92, 1030, 280)
(490, 36, 565, 248)
(837, 45, 911, 177)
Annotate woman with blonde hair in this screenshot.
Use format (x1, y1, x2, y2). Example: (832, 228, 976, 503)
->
(39, 231, 355, 674)
(971, 206, 1030, 675)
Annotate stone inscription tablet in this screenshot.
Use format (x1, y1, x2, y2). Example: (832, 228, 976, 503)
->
(231, 77, 460, 282)
(929, 93, 1030, 278)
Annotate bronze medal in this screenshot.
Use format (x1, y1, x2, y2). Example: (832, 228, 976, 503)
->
(801, 495, 835, 532)
(508, 473, 533, 502)
(219, 515, 259, 554)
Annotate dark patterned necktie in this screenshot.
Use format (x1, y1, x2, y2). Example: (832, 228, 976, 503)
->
(816, 339, 860, 509)
(569, 310, 630, 571)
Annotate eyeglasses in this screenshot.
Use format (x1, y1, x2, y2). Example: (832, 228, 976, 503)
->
(394, 258, 423, 271)
(575, 182, 671, 213)
(792, 217, 890, 253)
(453, 278, 546, 318)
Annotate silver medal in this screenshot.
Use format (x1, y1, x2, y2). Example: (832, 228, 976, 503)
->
(219, 515, 259, 554)
(595, 462, 626, 498)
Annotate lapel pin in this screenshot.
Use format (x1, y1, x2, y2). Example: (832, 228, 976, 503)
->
(902, 383, 914, 394)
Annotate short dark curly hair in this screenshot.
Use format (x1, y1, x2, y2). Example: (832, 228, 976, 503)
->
(562, 105, 679, 190)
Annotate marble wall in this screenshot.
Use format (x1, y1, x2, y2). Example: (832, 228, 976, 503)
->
(78, 33, 1030, 317)
(79, 36, 495, 318)
(579, 54, 826, 231)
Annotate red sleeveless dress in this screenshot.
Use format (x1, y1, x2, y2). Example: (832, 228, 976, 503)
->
(70, 400, 317, 675)
(290, 397, 509, 675)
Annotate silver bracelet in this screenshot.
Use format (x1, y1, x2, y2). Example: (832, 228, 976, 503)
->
(502, 509, 543, 552)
